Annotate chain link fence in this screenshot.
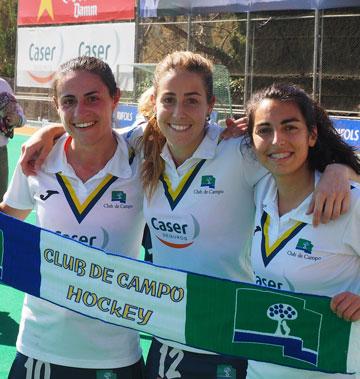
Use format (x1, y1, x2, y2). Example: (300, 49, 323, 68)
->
(18, 8, 360, 122)
(137, 8, 360, 118)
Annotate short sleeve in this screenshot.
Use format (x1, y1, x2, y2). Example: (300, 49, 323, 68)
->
(238, 142, 268, 188)
(3, 161, 35, 210)
(343, 189, 360, 257)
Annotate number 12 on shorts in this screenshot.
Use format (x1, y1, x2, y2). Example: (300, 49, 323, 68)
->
(158, 344, 184, 378)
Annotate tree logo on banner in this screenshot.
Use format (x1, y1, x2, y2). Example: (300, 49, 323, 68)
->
(0, 230, 4, 280)
(267, 303, 298, 336)
(233, 288, 321, 366)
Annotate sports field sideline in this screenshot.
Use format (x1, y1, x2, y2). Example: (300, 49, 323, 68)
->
(0, 127, 151, 378)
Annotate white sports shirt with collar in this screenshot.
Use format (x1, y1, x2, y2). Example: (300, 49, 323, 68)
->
(4, 133, 145, 368)
(248, 172, 360, 379)
(143, 123, 266, 352)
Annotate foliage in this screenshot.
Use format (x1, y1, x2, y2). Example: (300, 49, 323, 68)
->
(0, 0, 17, 77)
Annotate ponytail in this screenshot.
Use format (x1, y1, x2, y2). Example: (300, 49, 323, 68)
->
(141, 115, 166, 199)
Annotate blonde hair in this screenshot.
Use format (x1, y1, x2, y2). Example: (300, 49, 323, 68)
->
(141, 51, 214, 199)
(138, 86, 154, 119)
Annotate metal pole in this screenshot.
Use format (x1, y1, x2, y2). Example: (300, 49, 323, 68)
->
(14, 1, 20, 95)
(312, 8, 320, 99)
(244, 11, 251, 107)
(187, 14, 192, 51)
(250, 20, 255, 97)
(133, 0, 141, 102)
(318, 10, 324, 104)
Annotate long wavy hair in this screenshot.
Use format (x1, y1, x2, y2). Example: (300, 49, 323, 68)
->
(244, 83, 360, 174)
(141, 51, 214, 198)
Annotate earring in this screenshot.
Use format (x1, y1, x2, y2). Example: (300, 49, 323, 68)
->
(206, 114, 211, 122)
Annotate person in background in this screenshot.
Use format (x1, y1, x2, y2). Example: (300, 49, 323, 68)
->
(137, 86, 155, 121)
(0, 78, 26, 200)
(2, 57, 145, 379)
(245, 83, 360, 379)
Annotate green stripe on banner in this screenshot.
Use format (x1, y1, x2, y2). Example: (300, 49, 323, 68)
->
(0, 212, 359, 374)
(185, 275, 352, 373)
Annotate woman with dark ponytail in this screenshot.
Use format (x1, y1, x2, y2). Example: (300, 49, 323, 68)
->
(245, 83, 360, 379)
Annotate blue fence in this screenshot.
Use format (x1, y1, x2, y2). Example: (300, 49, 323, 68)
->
(114, 105, 360, 151)
(332, 118, 360, 151)
(114, 104, 218, 129)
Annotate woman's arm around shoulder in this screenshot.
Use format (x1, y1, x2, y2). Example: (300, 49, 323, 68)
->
(0, 203, 31, 221)
(308, 164, 360, 226)
(20, 124, 66, 176)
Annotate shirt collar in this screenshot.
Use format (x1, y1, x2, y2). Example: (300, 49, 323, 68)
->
(262, 171, 321, 225)
(43, 132, 133, 179)
(160, 123, 222, 167)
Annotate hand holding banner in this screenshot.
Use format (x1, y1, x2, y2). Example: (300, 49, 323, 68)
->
(0, 212, 358, 374)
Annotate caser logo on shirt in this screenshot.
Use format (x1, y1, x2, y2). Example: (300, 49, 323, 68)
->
(150, 214, 200, 248)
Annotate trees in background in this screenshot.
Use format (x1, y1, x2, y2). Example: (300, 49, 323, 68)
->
(0, 0, 17, 78)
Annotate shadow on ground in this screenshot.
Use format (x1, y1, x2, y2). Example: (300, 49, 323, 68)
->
(0, 312, 19, 346)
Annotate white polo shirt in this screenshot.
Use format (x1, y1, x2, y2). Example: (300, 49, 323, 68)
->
(248, 172, 360, 378)
(143, 124, 266, 352)
(4, 133, 145, 368)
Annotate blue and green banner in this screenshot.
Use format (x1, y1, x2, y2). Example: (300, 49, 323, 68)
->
(0, 212, 359, 374)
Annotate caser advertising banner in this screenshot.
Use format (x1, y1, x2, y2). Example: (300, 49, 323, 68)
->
(16, 23, 135, 90)
(18, 0, 135, 26)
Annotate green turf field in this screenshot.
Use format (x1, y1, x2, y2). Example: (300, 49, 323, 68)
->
(0, 134, 151, 378)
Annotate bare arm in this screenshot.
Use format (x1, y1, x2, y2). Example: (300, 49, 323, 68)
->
(307, 164, 358, 226)
(220, 116, 248, 140)
(346, 165, 360, 183)
(20, 124, 65, 176)
(0, 203, 31, 221)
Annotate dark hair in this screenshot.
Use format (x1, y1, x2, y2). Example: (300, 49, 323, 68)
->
(245, 83, 360, 174)
(52, 56, 118, 99)
(142, 51, 214, 198)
